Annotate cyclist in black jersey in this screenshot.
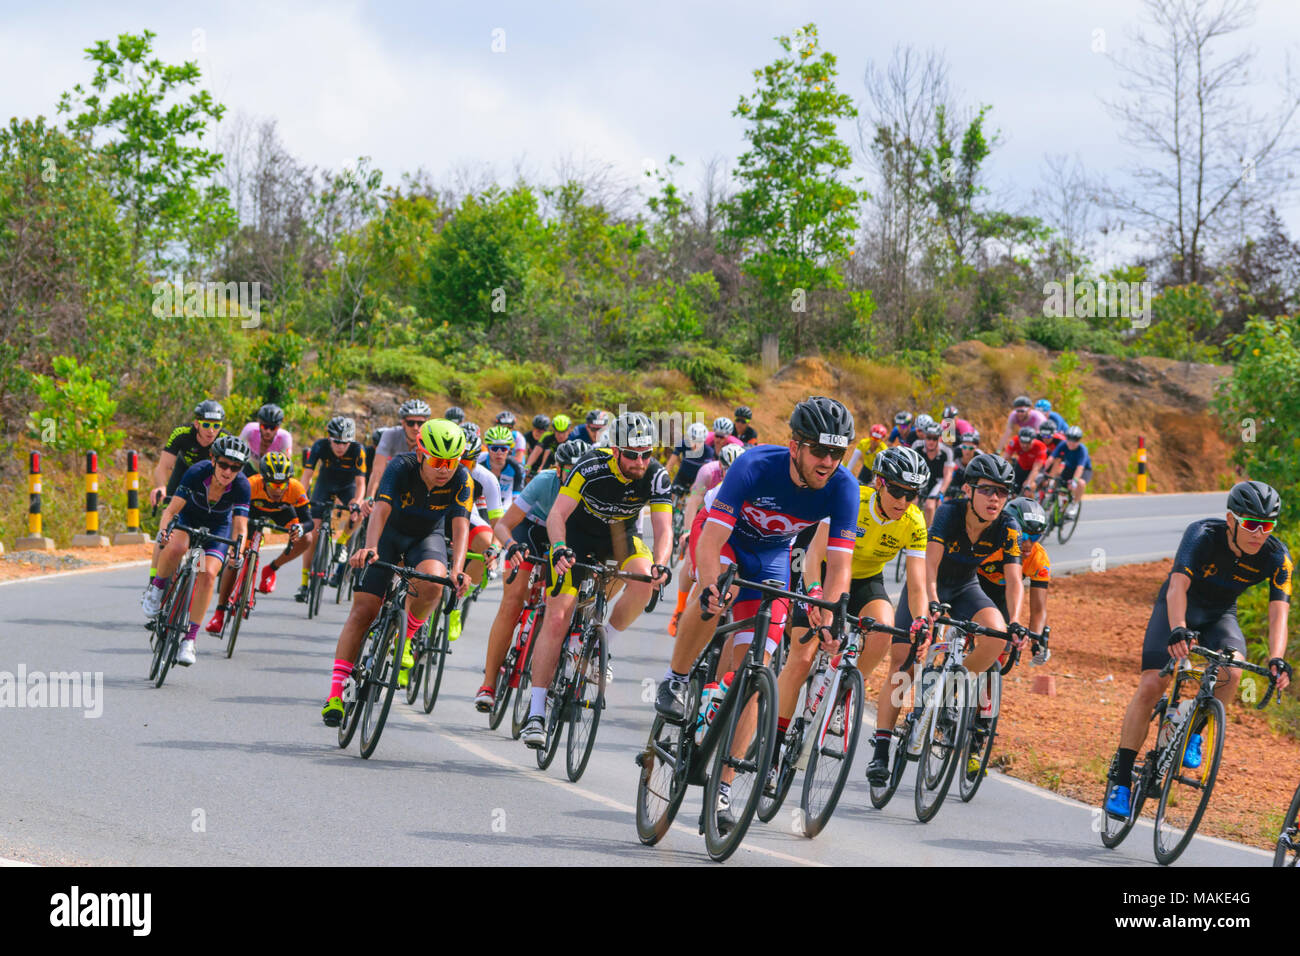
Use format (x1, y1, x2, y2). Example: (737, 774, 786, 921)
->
(1103, 481, 1293, 818)
(147, 399, 227, 582)
(945, 430, 981, 502)
(910, 422, 956, 525)
(525, 414, 574, 478)
(300, 416, 367, 599)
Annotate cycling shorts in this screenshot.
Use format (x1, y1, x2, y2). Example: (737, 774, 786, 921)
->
(1140, 578, 1246, 672)
(549, 521, 651, 597)
(789, 572, 888, 630)
(357, 527, 448, 597)
(310, 479, 358, 517)
(895, 575, 996, 635)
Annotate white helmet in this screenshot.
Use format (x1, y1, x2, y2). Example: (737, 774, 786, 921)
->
(712, 416, 735, 436)
(719, 444, 745, 469)
(686, 422, 708, 444)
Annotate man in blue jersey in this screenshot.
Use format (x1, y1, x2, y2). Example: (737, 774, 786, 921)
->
(1047, 424, 1091, 518)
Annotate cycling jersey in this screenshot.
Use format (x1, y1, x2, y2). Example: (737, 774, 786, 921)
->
(855, 436, 889, 463)
(375, 453, 473, 537)
(708, 433, 743, 454)
(1003, 438, 1048, 471)
(1171, 518, 1292, 613)
(515, 469, 559, 525)
(1051, 441, 1092, 473)
(927, 498, 1022, 588)
(163, 424, 226, 494)
(374, 426, 416, 460)
(736, 425, 758, 446)
(978, 539, 1050, 589)
(173, 460, 251, 536)
(238, 422, 292, 459)
(529, 429, 574, 475)
(247, 475, 312, 529)
(672, 441, 716, 489)
(466, 462, 504, 526)
(888, 425, 918, 446)
(559, 447, 672, 539)
(910, 439, 955, 493)
(690, 460, 726, 494)
(478, 453, 524, 503)
(706, 445, 858, 557)
(1005, 409, 1048, 434)
(851, 486, 927, 579)
(305, 439, 367, 485)
(1044, 410, 1068, 432)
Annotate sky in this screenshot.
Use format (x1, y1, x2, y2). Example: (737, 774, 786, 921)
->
(5, 0, 1300, 266)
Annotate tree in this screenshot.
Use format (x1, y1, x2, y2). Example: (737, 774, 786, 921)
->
(723, 23, 865, 353)
(58, 30, 235, 266)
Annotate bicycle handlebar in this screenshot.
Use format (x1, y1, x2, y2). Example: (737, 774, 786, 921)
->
(504, 542, 532, 584)
(171, 523, 238, 548)
(1159, 641, 1280, 709)
(547, 558, 664, 614)
(366, 560, 456, 588)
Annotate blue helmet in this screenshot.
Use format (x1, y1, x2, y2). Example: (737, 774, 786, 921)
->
(1035, 399, 1052, 412)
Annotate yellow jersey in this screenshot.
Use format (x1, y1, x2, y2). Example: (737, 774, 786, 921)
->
(851, 486, 928, 579)
(856, 436, 889, 467)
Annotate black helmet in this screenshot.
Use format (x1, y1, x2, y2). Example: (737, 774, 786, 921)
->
(495, 410, 517, 427)
(369, 427, 385, 445)
(194, 399, 225, 422)
(554, 439, 591, 466)
(873, 446, 930, 490)
(959, 430, 980, 445)
(326, 415, 355, 442)
(444, 406, 466, 424)
(1005, 497, 1049, 536)
(460, 422, 482, 457)
(585, 409, 602, 425)
(790, 396, 854, 446)
(1012, 395, 1031, 408)
(532, 413, 551, 431)
(1037, 422, 1055, 439)
(963, 453, 1015, 487)
(943, 404, 959, 418)
(922, 423, 943, 439)
(1066, 425, 1083, 440)
(211, 434, 251, 465)
(1018, 426, 1036, 442)
(1226, 481, 1281, 521)
(611, 411, 656, 450)
(256, 403, 284, 426)
(734, 405, 753, 421)
(894, 411, 912, 426)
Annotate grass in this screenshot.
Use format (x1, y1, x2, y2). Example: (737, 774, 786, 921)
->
(828, 354, 918, 418)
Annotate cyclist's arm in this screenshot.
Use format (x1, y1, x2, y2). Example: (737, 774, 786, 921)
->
(1028, 586, 1047, 634)
(804, 522, 829, 590)
(448, 515, 470, 581)
(1165, 571, 1192, 631)
(938, 458, 955, 495)
(650, 507, 672, 569)
(681, 485, 707, 529)
(1267, 599, 1290, 662)
(365, 456, 388, 499)
(925, 540, 944, 612)
(1004, 562, 1024, 627)
(152, 451, 176, 492)
(300, 466, 315, 495)
(159, 493, 186, 529)
(525, 444, 545, 474)
(666, 453, 681, 474)
(904, 552, 927, 617)
(545, 491, 579, 555)
(364, 502, 391, 550)
(847, 448, 863, 474)
(492, 502, 528, 549)
(230, 514, 249, 554)
(694, 517, 728, 591)
(351, 474, 364, 507)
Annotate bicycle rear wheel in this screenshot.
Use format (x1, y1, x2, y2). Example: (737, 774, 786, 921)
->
(800, 668, 865, 838)
(958, 667, 1000, 802)
(565, 625, 607, 782)
(489, 646, 517, 731)
(358, 614, 402, 759)
(1153, 696, 1225, 865)
(1274, 781, 1300, 867)
(153, 571, 192, 688)
(420, 613, 450, 714)
(757, 719, 801, 824)
(869, 726, 910, 809)
(914, 669, 970, 823)
(227, 552, 257, 659)
(702, 665, 778, 862)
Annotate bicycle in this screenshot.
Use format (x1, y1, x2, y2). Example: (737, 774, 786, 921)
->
(1035, 474, 1080, 544)
(1275, 778, 1300, 868)
(337, 560, 455, 758)
(488, 543, 548, 735)
(406, 549, 492, 714)
(147, 523, 237, 688)
(337, 512, 366, 604)
(537, 558, 661, 782)
(670, 488, 689, 566)
(634, 565, 849, 862)
(306, 510, 334, 620)
(1099, 642, 1277, 865)
(214, 516, 279, 659)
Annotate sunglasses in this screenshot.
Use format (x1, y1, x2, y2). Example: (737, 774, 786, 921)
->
(798, 441, 847, 462)
(214, 459, 242, 473)
(265, 479, 288, 491)
(957, 444, 978, 452)
(1233, 513, 1276, 534)
(488, 444, 512, 453)
(197, 421, 222, 431)
(404, 419, 427, 428)
(883, 482, 920, 502)
(619, 448, 653, 461)
(425, 455, 458, 470)
(974, 484, 1010, 499)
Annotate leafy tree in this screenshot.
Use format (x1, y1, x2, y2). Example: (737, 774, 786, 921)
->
(27, 355, 126, 464)
(1141, 283, 1222, 362)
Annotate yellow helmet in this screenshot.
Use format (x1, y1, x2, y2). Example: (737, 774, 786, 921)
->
(260, 451, 293, 482)
(418, 419, 467, 459)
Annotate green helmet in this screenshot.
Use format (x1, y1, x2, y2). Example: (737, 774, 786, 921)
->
(552, 414, 572, 432)
(417, 419, 466, 460)
(484, 425, 514, 446)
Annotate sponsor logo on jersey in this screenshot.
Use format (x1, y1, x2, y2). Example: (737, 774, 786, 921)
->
(739, 503, 816, 537)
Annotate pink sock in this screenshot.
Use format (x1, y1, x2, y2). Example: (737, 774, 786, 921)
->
(185, 622, 199, 640)
(330, 659, 353, 699)
(406, 610, 426, 638)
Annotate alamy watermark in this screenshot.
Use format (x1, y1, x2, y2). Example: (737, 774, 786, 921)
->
(1042, 273, 1151, 328)
(615, 404, 708, 454)
(0, 666, 103, 718)
(152, 274, 261, 328)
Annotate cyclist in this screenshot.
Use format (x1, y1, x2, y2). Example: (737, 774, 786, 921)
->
(1047, 425, 1091, 518)
(301, 416, 367, 599)
(667, 421, 716, 493)
(1036, 422, 1064, 458)
(1103, 481, 1293, 818)
(1003, 425, 1049, 495)
(946, 430, 981, 501)
(363, 428, 384, 482)
(912, 421, 956, 525)
(474, 438, 589, 711)
(366, 399, 430, 505)
(445, 406, 466, 424)
(525, 413, 574, 478)
(571, 409, 610, 445)
(520, 412, 673, 747)
(997, 395, 1047, 452)
(238, 403, 292, 474)
(940, 404, 975, 445)
(1035, 398, 1068, 433)
(668, 443, 747, 636)
(524, 414, 551, 466)
(147, 399, 227, 584)
(847, 423, 890, 483)
(733, 406, 759, 446)
(888, 411, 916, 447)
(205, 451, 313, 633)
(494, 411, 527, 467)
(455, 422, 505, 614)
(782, 446, 932, 787)
(320, 420, 473, 726)
(482, 424, 526, 505)
(709, 416, 744, 454)
(142, 434, 252, 667)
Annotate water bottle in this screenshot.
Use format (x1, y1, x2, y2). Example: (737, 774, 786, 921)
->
(695, 682, 719, 743)
(1157, 699, 1193, 750)
(805, 662, 830, 722)
(710, 671, 734, 724)
(918, 665, 938, 712)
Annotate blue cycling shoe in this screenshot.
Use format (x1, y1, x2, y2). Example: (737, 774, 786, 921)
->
(1182, 733, 1203, 769)
(1104, 782, 1132, 820)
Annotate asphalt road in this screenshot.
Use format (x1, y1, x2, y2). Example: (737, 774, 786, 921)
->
(0, 490, 1271, 866)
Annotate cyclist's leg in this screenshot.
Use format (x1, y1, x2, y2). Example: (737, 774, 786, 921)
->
(268, 523, 312, 572)
(403, 531, 449, 632)
(323, 532, 400, 704)
(187, 550, 225, 625)
(607, 532, 655, 631)
(465, 524, 494, 586)
(1197, 608, 1247, 707)
(528, 588, 576, 716)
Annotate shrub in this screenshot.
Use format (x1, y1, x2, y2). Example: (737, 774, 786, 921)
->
(667, 344, 748, 397)
(26, 356, 125, 466)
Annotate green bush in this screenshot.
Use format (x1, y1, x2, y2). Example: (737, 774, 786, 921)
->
(667, 344, 748, 397)
(26, 355, 125, 465)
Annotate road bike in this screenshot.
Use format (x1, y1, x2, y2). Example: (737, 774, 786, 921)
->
(337, 513, 367, 604)
(1100, 642, 1277, 865)
(489, 542, 548, 735)
(670, 488, 689, 566)
(147, 523, 237, 688)
(1034, 474, 1081, 544)
(406, 549, 492, 714)
(1275, 778, 1300, 867)
(634, 566, 850, 862)
(213, 516, 279, 659)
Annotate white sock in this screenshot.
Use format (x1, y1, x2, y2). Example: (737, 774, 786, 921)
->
(605, 622, 624, 640)
(530, 686, 548, 718)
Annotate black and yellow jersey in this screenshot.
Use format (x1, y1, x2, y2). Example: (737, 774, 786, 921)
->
(163, 424, 226, 494)
(928, 499, 1021, 588)
(559, 448, 672, 538)
(851, 486, 927, 579)
(375, 453, 473, 537)
(1172, 518, 1292, 612)
(306, 438, 367, 485)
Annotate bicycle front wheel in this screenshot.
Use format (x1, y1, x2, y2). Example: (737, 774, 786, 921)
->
(869, 726, 909, 809)
(800, 667, 865, 838)
(511, 623, 539, 739)
(1057, 496, 1081, 544)
(565, 625, 607, 782)
(420, 613, 450, 714)
(702, 665, 778, 862)
(153, 571, 193, 688)
(1274, 781, 1300, 867)
(1153, 695, 1225, 865)
(958, 667, 1000, 802)
(307, 532, 329, 619)
(536, 655, 568, 771)
(635, 712, 693, 846)
(227, 553, 257, 659)
(359, 614, 402, 759)
(914, 669, 970, 823)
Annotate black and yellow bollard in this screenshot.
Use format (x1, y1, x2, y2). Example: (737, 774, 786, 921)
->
(13, 452, 55, 551)
(71, 451, 110, 548)
(113, 450, 148, 545)
(1136, 435, 1148, 493)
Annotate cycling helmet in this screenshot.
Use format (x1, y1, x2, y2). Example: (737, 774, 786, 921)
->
(552, 414, 572, 432)
(922, 423, 943, 439)
(712, 416, 735, 436)
(894, 411, 913, 426)
(460, 422, 482, 458)
(211, 434, 251, 465)
(963, 453, 1016, 487)
(1226, 480, 1282, 521)
(870, 423, 888, 440)
(1012, 395, 1032, 409)
(495, 411, 516, 427)
(943, 404, 959, 419)
(686, 422, 709, 444)
(1035, 399, 1052, 412)
(915, 413, 935, 431)
(1066, 425, 1083, 440)
(484, 425, 514, 446)
(398, 399, 431, 419)
(260, 451, 294, 482)
(734, 406, 753, 421)
(194, 399, 225, 422)
(532, 414, 551, 431)
(554, 439, 591, 467)
(719, 444, 745, 468)
(790, 396, 855, 445)
(611, 411, 656, 450)
(444, 406, 466, 424)
(256, 403, 284, 427)
(326, 415, 355, 442)
(417, 419, 466, 460)
(872, 445, 930, 490)
(1018, 426, 1036, 442)
(1005, 497, 1049, 536)
(959, 430, 980, 445)
(1037, 422, 1056, 440)
(585, 409, 603, 425)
